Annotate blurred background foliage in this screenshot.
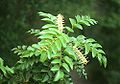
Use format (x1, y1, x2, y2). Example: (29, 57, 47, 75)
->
(0, 0, 120, 84)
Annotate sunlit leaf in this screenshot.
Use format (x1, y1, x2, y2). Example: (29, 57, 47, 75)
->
(62, 63, 70, 72)
(51, 59, 61, 64)
(64, 56, 73, 70)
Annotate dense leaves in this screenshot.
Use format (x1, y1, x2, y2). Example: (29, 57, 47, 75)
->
(0, 12, 107, 84)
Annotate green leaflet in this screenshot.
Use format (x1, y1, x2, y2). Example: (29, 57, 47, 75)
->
(38, 34, 53, 40)
(51, 53, 61, 58)
(0, 58, 14, 76)
(46, 50, 51, 59)
(40, 51, 47, 62)
(58, 36, 67, 48)
(48, 28, 61, 35)
(74, 24, 83, 30)
(51, 59, 61, 64)
(32, 44, 40, 49)
(86, 38, 96, 43)
(55, 39, 62, 51)
(54, 70, 64, 81)
(57, 33, 69, 48)
(62, 63, 70, 72)
(77, 35, 86, 44)
(0, 66, 6, 75)
(51, 65, 60, 72)
(42, 24, 56, 29)
(38, 40, 51, 46)
(42, 74, 49, 82)
(64, 46, 77, 60)
(90, 19, 97, 24)
(97, 49, 105, 54)
(34, 50, 41, 56)
(64, 56, 73, 70)
(38, 12, 56, 19)
(39, 30, 57, 36)
(102, 56, 107, 68)
(65, 26, 74, 32)
(92, 48, 97, 58)
(33, 74, 42, 81)
(0, 58, 3, 66)
(41, 18, 54, 23)
(50, 44, 57, 54)
(75, 15, 81, 23)
(27, 29, 41, 36)
(97, 53, 103, 65)
(41, 69, 49, 73)
(61, 33, 69, 43)
(69, 18, 76, 27)
(27, 46, 35, 51)
(84, 43, 90, 55)
(5, 66, 14, 74)
(80, 20, 91, 26)
(21, 51, 31, 58)
(92, 43, 102, 48)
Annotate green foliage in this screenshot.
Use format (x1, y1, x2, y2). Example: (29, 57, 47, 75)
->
(0, 12, 107, 83)
(0, 57, 14, 83)
(0, 0, 119, 84)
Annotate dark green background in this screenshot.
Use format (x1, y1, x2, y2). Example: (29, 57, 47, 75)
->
(0, 0, 120, 84)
